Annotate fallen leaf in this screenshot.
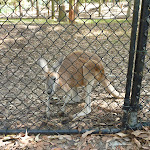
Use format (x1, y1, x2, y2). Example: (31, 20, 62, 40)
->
(35, 134, 41, 142)
(116, 145, 126, 150)
(138, 133, 150, 139)
(48, 135, 59, 140)
(131, 130, 145, 137)
(116, 132, 128, 138)
(82, 130, 95, 139)
(0, 139, 10, 147)
(2, 136, 19, 142)
(108, 140, 127, 148)
(142, 126, 150, 131)
(35, 141, 44, 150)
(82, 143, 94, 150)
(4, 142, 15, 150)
(102, 136, 113, 142)
(99, 123, 106, 126)
(133, 138, 141, 148)
(51, 148, 62, 150)
(59, 135, 72, 140)
(142, 146, 150, 150)
(123, 137, 131, 142)
(19, 130, 34, 147)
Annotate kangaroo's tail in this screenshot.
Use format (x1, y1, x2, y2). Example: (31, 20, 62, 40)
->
(101, 78, 123, 99)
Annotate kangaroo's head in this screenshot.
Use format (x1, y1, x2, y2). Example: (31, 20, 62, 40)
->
(38, 57, 64, 96)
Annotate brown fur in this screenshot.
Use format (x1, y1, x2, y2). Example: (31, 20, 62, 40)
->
(39, 50, 123, 119)
(57, 51, 105, 90)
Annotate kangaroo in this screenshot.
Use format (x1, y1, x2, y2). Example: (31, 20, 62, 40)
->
(38, 51, 123, 119)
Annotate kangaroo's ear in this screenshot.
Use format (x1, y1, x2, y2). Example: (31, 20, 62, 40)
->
(52, 56, 64, 72)
(38, 58, 49, 73)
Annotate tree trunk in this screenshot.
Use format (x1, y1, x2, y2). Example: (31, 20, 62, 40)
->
(19, 0, 23, 17)
(58, 4, 67, 22)
(85, 0, 86, 11)
(46, 0, 50, 18)
(14, 1, 17, 14)
(127, 0, 132, 18)
(99, 0, 102, 16)
(112, 0, 115, 5)
(74, 0, 79, 17)
(30, 0, 34, 12)
(52, 0, 55, 19)
(36, 0, 40, 17)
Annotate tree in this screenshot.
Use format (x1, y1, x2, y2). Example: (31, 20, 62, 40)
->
(99, 0, 103, 16)
(5, 0, 17, 14)
(7, 0, 22, 16)
(17, 0, 23, 17)
(35, 0, 40, 17)
(52, 0, 55, 19)
(58, 0, 67, 22)
(29, 0, 34, 12)
(127, 0, 132, 18)
(44, 0, 51, 18)
(69, 0, 75, 23)
(74, 0, 79, 17)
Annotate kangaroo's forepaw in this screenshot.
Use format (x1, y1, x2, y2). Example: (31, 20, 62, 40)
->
(46, 112, 50, 119)
(72, 109, 91, 121)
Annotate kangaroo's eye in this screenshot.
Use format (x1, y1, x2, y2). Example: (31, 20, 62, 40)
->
(52, 76, 56, 81)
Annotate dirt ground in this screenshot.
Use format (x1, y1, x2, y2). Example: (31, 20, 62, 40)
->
(0, 20, 150, 133)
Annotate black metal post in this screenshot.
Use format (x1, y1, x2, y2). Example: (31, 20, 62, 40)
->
(128, 0, 150, 128)
(122, 0, 141, 128)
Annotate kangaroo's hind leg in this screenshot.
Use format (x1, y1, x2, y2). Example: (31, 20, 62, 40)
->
(73, 80, 94, 120)
(71, 87, 80, 103)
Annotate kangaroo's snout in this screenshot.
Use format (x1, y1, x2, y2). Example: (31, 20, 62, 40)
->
(47, 89, 53, 95)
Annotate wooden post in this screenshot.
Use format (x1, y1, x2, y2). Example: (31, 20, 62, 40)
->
(69, 0, 75, 23)
(52, 0, 55, 19)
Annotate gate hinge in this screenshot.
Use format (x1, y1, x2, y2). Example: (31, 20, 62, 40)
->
(129, 104, 143, 112)
(123, 103, 143, 112)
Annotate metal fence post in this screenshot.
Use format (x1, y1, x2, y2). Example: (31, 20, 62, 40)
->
(128, 0, 150, 128)
(122, 0, 141, 129)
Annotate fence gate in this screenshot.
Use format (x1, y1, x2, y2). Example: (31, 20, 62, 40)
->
(0, 0, 149, 134)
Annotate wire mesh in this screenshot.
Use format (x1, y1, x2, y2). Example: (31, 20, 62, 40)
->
(0, 0, 148, 133)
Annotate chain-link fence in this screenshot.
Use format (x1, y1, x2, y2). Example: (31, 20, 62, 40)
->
(124, 0, 150, 129)
(0, 0, 149, 134)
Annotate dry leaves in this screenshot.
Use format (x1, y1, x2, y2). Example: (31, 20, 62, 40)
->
(0, 127, 150, 149)
(101, 127, 150, 149)
(0, 130, 35, 149)
(130, 128, 150, 149)
(82, 130, 95, 138)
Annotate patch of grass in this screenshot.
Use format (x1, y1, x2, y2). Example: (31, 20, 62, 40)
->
(0, 18, 132, 25)
(0, 18, 57, 25)
(76, 18, 132, 24)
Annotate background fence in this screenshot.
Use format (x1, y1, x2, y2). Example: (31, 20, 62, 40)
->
(0, 0, 149, 134)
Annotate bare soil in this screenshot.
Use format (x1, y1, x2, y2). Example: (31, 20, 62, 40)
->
(0, 21, 149, 131)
